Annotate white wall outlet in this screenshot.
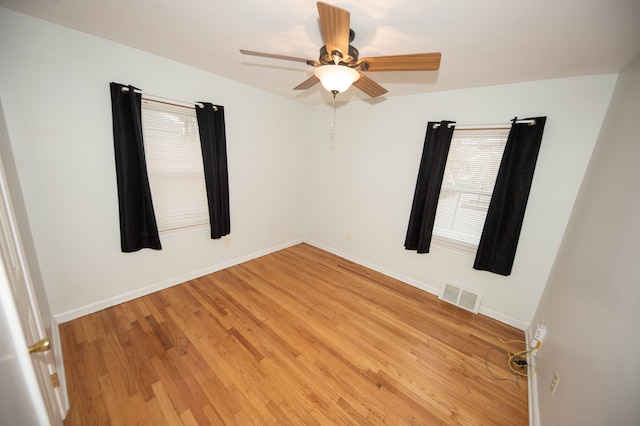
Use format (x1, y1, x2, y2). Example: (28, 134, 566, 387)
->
(346, 233, 352, 242)
(534, 324, 547, 341)
(224, 235, 231, 246)
(529, 324, 547, 351)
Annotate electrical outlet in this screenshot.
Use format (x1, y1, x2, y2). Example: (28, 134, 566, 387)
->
(224, 235, 231, 247)
(346, 233, 352, 242)
(550, 372, 560, 394)
(529, 324, 547, 352)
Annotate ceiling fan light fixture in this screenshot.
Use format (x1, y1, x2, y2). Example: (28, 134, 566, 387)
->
(314, 65, 360, 94)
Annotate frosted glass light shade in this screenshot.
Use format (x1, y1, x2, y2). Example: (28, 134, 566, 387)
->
(314, 65, 360, 93)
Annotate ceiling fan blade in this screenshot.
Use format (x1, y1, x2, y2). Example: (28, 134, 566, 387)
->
(293, 75, 320, 90)
(353, 73, 388, 98)
(240, 49, 319, 67)
(358, 53, 442, 72)
(317, 2, 350, 60)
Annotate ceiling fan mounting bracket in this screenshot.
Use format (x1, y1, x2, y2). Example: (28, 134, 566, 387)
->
(319, 42, 359, 67)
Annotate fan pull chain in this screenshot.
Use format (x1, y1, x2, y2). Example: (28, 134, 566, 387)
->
(329, 90, 337, 141)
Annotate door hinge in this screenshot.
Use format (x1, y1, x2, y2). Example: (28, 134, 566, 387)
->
(50, 373, 60, 389)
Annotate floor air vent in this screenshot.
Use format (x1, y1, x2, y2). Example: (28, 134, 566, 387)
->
(439, 282, 482, 313)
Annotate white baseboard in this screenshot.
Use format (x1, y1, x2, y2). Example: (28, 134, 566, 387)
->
(304, 240, 529, 330)
(53, 239, 303, 324)
(54, 236, 528, 327)
(308, 240, 535, 424)
(478, 306, 529, 331)
(52, 237, 538, 423)
(304, 239, 442, 295)
(525, 328, 540, 426)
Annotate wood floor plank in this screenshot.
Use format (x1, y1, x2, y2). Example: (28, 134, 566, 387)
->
(202, 404, 226, 425)
(62, 243, 528, 425)
(150, 381, 184, 425)
(182, 349, 239, 424)
(179, 409, 199, 426)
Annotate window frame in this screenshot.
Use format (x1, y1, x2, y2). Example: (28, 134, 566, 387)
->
(140, 98, 210, 234)
(431, 127, 510, 253)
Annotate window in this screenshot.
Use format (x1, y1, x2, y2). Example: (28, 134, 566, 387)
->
(432, 128, 509, 250)
(141, 99, 209, 232)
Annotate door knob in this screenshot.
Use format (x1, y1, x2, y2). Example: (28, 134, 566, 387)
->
(28, 338, 50, 354)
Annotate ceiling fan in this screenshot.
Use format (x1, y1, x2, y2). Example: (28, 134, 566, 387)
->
(240, 1, 441, 99)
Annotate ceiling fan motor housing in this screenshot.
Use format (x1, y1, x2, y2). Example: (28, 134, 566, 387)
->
(319, 45, 360, 66)
(319, 29, 359, 66)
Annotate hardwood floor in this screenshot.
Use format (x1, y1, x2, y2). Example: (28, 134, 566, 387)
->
(60, 243, 528, 425)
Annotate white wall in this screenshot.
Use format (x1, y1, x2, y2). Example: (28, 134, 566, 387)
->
(0, 9, 309, 318)
(0, 7, 621, 333)
(3, 8, 638, 424)
(530, 54, 640, 425)
(304, 75, 616, 329)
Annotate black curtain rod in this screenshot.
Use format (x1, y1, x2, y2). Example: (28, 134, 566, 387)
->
(119, 86, 218, 111)
(433, 119, 536, 130)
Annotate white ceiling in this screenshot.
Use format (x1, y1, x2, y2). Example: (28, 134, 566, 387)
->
(2, 0, 640, 105)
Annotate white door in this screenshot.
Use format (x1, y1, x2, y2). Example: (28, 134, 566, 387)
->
(0, 152, 64, 425)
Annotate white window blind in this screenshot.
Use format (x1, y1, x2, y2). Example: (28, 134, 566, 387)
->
(141, 99, 209, 232)
(433, 128, 509, 250)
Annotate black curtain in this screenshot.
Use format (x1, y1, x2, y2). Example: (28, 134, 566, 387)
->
(474, 117, 547, 275)
(110, 82, 161, 252)
(405, 121, 456, 253)
(196, 103, 230, 239)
